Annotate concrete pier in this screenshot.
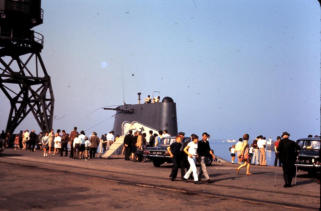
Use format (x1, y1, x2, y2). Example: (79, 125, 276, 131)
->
(0, 149, 319, 210)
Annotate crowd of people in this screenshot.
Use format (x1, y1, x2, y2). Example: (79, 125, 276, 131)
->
(0, 128, 313, 188)
(0, 127, 117, 160)
(0, 127, 172, 161)
(229, 135, 271, 166)
(230, 132, 305, 188)
(122, 129, 171, 161)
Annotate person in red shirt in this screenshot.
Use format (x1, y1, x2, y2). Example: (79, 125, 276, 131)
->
(274, 136, 282, 167)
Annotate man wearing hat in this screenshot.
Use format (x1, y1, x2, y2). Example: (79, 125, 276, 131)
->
(277, 132, 299, 187)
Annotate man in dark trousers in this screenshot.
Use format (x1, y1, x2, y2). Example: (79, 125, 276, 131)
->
(198, 132, 216, 183)
(178, 132, 189, 179)
(89, 132, 100, 159)
(61, 130, 69, 157)
(167, 135, 183, 181)
(278, 131, 298, 188)
(124, 130, 133, 160)
(29, 130, 37, 151)
(148, 130, 155, 147)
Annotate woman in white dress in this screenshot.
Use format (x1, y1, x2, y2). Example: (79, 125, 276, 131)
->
(53, 133, 62, 156)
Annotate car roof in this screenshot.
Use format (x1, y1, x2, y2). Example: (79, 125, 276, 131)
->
(296, 137, 321, 142)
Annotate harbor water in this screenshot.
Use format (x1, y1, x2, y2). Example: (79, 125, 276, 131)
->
(210, 139, 276, 166)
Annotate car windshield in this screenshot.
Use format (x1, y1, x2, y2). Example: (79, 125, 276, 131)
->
(298, 140, 320, 150)
(159, 137, 175, 146)
(158, 137, 191, 146)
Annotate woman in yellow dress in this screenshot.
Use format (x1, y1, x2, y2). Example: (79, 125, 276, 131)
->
(236, 133, 252, 176)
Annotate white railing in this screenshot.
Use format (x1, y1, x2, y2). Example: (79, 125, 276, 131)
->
(33, 31, 44, 46)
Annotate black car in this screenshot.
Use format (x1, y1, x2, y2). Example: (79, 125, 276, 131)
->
(144, 137, 213, 167)
(295, 137, 320, 174)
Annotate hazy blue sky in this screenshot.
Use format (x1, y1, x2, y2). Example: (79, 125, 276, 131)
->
(0, 0, 320, 140)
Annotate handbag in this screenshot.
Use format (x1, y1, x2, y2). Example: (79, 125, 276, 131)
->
(243, 147, 249, 160)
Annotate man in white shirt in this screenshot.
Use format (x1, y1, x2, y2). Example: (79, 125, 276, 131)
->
(78, 131, 86, 159)
(73, 135, 81, 159)
(162, 130, 171, 144)
(106, 131, 115, 151)
(257, 136, 267, 165)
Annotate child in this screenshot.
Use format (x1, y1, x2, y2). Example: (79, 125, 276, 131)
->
(42, 132, 49, 157)
(249, 144, 254, 164)
(84, 137, 91, 160)
(53, 133, 61, 156)
(230, 145, 236, 163)
(14, 135, 20, 150)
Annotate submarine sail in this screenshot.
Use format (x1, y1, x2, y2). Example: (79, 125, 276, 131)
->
(106, 96, 178, 136)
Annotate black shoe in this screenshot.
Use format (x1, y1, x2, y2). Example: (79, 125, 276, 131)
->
(182, 178, 188, 183)
(206, 179, 214, 184)
(171, 178, 175, 181)
(194, 181, 201, 184)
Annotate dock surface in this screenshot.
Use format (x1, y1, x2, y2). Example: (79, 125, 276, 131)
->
(0, 149, 319, 210)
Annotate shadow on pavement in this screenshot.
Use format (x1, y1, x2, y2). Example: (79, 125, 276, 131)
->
(0, 187, 104, 210)
(212, 176, 238, 183)
(0, 153, 23, 157)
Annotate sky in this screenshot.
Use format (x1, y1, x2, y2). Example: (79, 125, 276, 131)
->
(0, 0, 320, 140)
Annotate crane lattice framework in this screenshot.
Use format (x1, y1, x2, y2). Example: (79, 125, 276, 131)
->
(0, 0, 54, 134)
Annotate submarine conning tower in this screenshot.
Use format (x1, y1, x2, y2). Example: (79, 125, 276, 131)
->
(112, 96, 178, 136)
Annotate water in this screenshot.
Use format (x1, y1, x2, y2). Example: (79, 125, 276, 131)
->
(210, 139, 276, 166)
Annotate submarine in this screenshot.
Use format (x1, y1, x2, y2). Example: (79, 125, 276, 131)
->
(104, 94, 178, 137)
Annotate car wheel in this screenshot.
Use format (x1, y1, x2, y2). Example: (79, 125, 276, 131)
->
(137, 155, 143, 162)
(307, 169, 316, 177)
(153, 160, 162, 167)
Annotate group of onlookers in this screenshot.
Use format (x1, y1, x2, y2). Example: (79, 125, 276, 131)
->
(230, 135, 269, 166)
(122, 129, 171, 161)
(123, 130, 148, 161)
(144, 95, 161, 104)
(232, 131, 310, 188)
(2, 127, 118, 160)
(1, 127, 173, 162)
(0, 129, 40, 152)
